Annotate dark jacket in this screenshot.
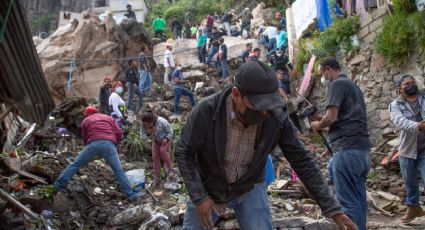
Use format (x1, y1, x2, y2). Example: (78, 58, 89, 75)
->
(175, 87, 342, 218)
(125, 68, 139, 85)
(171, 19, 182, 31)
(209, 32, 220, 47)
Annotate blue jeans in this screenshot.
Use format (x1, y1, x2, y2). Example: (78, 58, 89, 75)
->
(198, 46, 206, 63)
(54, 140, 137, 198)
(174, 86, 195, 115)
(333, 149, 370, 230)
(207, 45, 219, 64)
(327, 157, 334, 185)
(268, 37, 277, 51)
(214, 59, 228, 80)
(138, 69, 152, 93)
(265, 154, 275, 186)
(126, 82, 144, 112)
(182, 183, 272, 230)
(399, 152, 425, 206)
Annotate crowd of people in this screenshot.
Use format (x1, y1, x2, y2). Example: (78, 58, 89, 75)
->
(51, 5, 425, 230)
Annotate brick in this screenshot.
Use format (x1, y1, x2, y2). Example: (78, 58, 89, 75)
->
(369, 18, 384, 33)
(358, 26, 370, 39)
(372, 6, 389, 20)
(360, 14, 373, 27)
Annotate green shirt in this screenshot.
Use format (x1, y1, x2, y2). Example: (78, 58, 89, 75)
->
(197, 34, 207, 47)
(152, 18, 166, 31)
(190, 27, 197, 35)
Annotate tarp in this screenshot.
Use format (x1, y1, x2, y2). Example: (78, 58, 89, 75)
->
(298, 55, 316, 96)
(316, 0, 333, 31)
(292, 0, 317, 39)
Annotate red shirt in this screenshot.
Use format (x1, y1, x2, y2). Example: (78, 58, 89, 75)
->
(206, 15, 214, 27)
(81, 113, 122, 145)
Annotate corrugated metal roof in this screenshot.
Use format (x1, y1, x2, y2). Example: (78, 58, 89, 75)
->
(0, 0, 55, 124)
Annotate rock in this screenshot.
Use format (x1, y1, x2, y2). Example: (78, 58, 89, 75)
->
(273, 217, 337, 230)
(218, 218, 239, 230)
(379, 110, 390, 121)
(111, 204, 152, 225)
(37, 17, 151, 103)
(350, 54, 368, 66)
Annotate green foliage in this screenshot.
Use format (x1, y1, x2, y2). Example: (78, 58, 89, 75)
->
(311, 16, 360, 58)
(392, 0, 418, 14)
(121, 125, 146, 161)
(295, 45, 310, 72)
(38, 185, 55, 203)
(170, 121, 186, 155)
(374, 11, 425, 66)
(31, 10, 58, 34)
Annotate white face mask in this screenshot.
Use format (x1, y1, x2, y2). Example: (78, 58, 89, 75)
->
(115, 86, 124, 94)
(177, 66, 183, 71)
(276, 52, 282, 57)
(321, 76, 331, 87)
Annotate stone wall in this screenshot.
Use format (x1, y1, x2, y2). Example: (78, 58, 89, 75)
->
(357, 6, 388, 47)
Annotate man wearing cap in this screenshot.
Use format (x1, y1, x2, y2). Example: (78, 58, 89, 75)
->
(176, 61, 357, 230)
(389, 75, 425, 223)
(54, 107, 142, 200)
(124, 4, 136, 20)
(311, 57, 371, 230)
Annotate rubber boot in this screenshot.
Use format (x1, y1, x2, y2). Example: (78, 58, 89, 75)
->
(401, 205, 425, 223)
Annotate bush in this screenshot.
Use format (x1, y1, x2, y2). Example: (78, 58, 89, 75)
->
(311, 16, 360, 58)
(392, 0, 418, 14)
(374, 11, 424, 65)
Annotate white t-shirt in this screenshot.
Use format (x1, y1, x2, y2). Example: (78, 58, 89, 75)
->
(108, 92, 125, 118)
(164, 49, 175, 68)
(264, 26, 278, 39)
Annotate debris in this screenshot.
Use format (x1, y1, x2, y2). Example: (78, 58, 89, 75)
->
(112, 204, 152, 225)
(0, 188, 39, 219)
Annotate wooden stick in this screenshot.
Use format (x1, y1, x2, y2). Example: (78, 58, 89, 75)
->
(17, 170, 48, 184)
(0, 188, 39, 219)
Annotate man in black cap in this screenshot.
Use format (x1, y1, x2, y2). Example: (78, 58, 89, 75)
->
(124, 4, 137, 20)
(176, 61, 357, 230)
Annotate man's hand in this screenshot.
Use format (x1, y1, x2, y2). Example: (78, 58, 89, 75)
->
(311, 121, 321, 132)
(196, 198, 219, 229)
(162, 138, 168, 144)
(418, 121, 425, 130)
(331, 213, 358, 230)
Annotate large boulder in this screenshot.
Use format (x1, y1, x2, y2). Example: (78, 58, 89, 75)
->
(37, 17, 151, 103)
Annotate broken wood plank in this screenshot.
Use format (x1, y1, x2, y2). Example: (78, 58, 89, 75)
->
(17, 170, 48, 184)
(0, 188, 39, 219)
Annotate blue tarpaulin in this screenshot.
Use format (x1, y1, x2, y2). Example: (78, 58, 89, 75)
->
(316, 0, 333, 31)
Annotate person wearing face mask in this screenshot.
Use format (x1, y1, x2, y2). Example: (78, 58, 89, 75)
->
(171, 63, 196, 115)
(311, 57, 371, 230)
(109, 81, 127, 126)
(176, 61, 357, 230)
(99, 76, 112, 115)
(140, 109, 176, 187)
(389, 75, 425, 223)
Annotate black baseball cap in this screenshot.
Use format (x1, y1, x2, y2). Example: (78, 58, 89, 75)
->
(235, 61, 285, 111)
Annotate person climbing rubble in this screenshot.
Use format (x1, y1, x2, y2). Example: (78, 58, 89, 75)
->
(163, 44, 175, 85)
(138, 46, 152, 99)
(221, 9, 236, 37)
(197, 29, 207, 63)
(205, 12, 214, 38)
(241, 43, 253, 64)
(99, 76, 112, 115)
(54, 106, 143, 201)
(140, 109, 177, 187)
(126, 59, 144, 113)
(171, 62, 196, 115)
(239, 8, 253, 38)
(276, 69, 290, 102)
(109, 81, 127, 127)
(124, 4, 137, 20)
(152, 15, 166, 41)
(171, 16, 182, 39)
(389, 75, 425, 223)
(207, 27, 220, 65)
(275, 11, 286, 31)
(175, 61, 357, 230)
(216, 37, 228, 81)
(311, 57, 371, 230)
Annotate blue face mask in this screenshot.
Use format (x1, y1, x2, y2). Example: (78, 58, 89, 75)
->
(115, 86, 123, 94)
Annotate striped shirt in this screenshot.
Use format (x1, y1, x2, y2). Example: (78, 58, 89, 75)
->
(224, 95, 259, 184)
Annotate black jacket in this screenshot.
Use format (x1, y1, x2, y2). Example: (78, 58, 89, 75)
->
(175, 87, 342, 218)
